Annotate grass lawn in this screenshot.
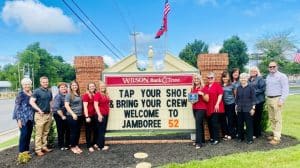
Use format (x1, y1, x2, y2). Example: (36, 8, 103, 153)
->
(0, 137, 18, 150)
(163, 95, 300, 168)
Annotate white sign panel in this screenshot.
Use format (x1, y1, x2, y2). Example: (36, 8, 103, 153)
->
(104, 73, 196, 130)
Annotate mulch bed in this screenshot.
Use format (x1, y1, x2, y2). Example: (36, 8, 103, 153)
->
(0, 133, 298, 168)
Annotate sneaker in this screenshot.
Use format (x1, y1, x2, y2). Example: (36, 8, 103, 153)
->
(60, 147, 65, 151)
(269, 139, 280, 145)
(247, 141, 253, 144)
(211, 140, 219, 145)
(253, 136, 257, 139)
(195, 144, 202, 149)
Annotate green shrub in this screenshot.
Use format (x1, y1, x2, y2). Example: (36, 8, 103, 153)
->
(261, 103, 269, 132)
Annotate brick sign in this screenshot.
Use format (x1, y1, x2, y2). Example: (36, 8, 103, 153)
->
(104, 73, 196, 130)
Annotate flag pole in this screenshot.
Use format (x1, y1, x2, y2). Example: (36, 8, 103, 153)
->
(164, 31, 167, 59)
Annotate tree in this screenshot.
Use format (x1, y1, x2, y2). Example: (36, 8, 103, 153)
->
(255, 31, 299, 75)
(220, 36, 249, 72)
(179, 40, 209, 68)
(17, 42, 75, 88)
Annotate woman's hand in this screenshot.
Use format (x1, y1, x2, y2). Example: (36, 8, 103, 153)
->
(72, 114, 78, 120)
(61, 115, 67, 120)
(198, 91, 204, 96)
(250, 109, 255, 116)
(17, 120, 22, 128)
(98, 115, 103, 122)
(86, 117, 91, 123)
(214, 104, 219, 112)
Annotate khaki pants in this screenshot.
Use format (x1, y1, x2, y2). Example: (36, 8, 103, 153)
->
(34, 113, 52, 152)
(266, 97, 282, 140)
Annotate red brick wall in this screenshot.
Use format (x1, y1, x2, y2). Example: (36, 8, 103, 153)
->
(74, 56, 104, 94)
(74, 56, 104, 144)
(198, 53, 229, 83)
(197, 53, 229, 140)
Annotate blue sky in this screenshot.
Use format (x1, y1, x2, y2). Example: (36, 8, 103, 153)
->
(1, 0, 300, 67)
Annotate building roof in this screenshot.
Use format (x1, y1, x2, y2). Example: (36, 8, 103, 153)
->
(0, 81, 12, 87)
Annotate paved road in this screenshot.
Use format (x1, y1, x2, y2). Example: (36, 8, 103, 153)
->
(0, 99, 17, 133)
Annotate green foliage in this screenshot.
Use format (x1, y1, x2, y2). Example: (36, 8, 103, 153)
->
(256, 31, 299, 75)
(0, 42, 75, 90)
(179, 40, 209, 68)
(17, 42, 75, 88)
(261, 104, 269, 131)
(17, 152, 31, 164)
(47, 120, 57, 148)
(220, 36, 249, 72)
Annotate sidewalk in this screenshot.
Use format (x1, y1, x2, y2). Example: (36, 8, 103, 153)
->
(0, 128, 19, 144)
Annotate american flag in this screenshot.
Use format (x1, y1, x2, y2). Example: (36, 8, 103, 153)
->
(155, 0, 171, 39)
(294, 49, 300, 64)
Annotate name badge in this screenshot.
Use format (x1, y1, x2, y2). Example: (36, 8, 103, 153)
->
(188, 93, 199, 103)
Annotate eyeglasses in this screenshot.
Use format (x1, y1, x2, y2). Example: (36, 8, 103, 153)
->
(207, 77, 214, 79)
(269, 66, 276, 69)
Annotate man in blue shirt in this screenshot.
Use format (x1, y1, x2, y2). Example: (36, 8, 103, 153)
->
(266, 61, 289, 145)
(30, 76, 53, 156)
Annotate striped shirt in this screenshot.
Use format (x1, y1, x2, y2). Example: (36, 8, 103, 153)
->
(266, 71, 289, 103)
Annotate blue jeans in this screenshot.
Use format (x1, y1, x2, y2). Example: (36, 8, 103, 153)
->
(19, 120, 33, 153)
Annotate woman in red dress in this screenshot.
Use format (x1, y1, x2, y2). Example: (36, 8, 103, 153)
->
(82, 82, 98, 152)
(204, 72, 225, 145)
(189, 74, 209, 149)
(94, 81, 110, 151)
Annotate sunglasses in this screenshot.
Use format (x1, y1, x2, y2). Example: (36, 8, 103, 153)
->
(207, 77, 214, 79)
(269, 66, 276, 69)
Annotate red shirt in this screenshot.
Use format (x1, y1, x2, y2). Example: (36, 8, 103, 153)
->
(94, 92, 110, 116)
(204, 82, 225, 116)
(191, 86, 208, 110)
(82, 93, 96, 117)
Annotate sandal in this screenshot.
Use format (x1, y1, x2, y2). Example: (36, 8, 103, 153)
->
(71, 147, 80, 154)
(75, 146, 83, 153)
(93, 144, 100, 151)
(101, 146, 109, 151)
(88, 147, 94, 152)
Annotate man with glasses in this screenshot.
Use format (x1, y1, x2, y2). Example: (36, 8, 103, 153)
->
(266, 61, 289, 145)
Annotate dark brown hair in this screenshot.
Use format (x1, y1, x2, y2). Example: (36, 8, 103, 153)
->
(70, 81, 80, 100)
(221, 71, 231, 86)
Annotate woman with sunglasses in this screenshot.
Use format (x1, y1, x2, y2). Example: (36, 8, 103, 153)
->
(204, 72, 225, 145)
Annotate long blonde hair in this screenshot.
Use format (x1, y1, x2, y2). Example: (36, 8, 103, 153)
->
(99, 80, 108, 96)
(193, 73, 205, 88)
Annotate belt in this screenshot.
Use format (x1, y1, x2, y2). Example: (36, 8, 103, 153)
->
(267, 95, 281, 98)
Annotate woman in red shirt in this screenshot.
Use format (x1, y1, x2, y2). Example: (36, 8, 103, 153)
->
(204, 72, 225, 145)
(82, 82, 98, 152)
(189, 74, 209, 149)
(94, 81, 110, 151)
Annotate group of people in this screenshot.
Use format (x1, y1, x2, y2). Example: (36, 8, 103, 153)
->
(190, 61, 289, 149)
(13, 76, 110, 157)
(12, 60, 289, 156)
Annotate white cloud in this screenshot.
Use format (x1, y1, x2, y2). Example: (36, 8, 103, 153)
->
(209, 43, 222, 53)
(196, 0, 218, 6)
(103, 55, 117, 67)
(1, 0, 77, 33)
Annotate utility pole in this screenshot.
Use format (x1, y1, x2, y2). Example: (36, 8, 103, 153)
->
(131, 31, 139, 57)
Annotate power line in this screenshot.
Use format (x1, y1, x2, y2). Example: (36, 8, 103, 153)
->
(62, 0, 122, 60)
(70, 0, 125, 57)
(112, 0, 133, 34)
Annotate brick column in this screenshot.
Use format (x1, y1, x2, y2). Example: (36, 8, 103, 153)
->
(74, 56, 104, 144)
(74, 56, 104, 94)
(197, 53, 229, 140)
